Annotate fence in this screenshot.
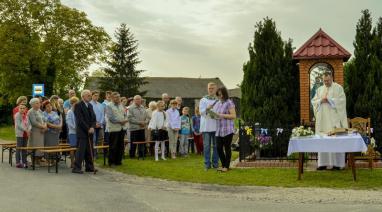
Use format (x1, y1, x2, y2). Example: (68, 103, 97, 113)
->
(238, 120, 382, 163)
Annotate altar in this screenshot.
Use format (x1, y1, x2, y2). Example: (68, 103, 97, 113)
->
(288, 134, 367, 181)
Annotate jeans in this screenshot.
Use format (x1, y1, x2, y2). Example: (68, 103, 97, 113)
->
(179, 134, 189, 155)
(16, 137, 27, 165)
(202, 132, 218, 169)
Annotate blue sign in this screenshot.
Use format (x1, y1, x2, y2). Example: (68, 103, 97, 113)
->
(32, 84, 44, 97)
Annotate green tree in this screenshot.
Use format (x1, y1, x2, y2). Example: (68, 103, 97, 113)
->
(0, 0, 110, 102)
(345, 10, 374, 117)
(101, 23, 146, 97)
(241, 17, 299, 128)
(345, 10, 382, 150)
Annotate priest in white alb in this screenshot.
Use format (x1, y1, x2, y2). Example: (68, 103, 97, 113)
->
(311, 71, 348, 170)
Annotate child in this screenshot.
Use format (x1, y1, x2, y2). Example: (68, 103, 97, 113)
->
(192, 106, 203, 155)
(14, 104, 30, 168)
(179, 107, 192, 157)
(148, 101, 168, 161)
(166, 100, 181, 159)
(66, 96, 79, 168)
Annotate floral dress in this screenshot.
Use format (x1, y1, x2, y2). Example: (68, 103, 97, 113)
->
(43, 111, 61, 146)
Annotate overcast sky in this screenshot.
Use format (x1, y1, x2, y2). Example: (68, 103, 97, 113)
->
(62, 0, 381, 88)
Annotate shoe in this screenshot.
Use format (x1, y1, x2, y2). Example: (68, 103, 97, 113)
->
(204, 167, 210, 171)
(222, 168, 228, 172)
(16, 163, 23, 168)
(72, 169, 84, 174)
(85, 169, 98, 173)
(155, 158, 159, 161)
(161, 157, 167, 161)
(332, 166, 341, 171)
(217, 167, 223, 172)
(316, 166, 327, 171)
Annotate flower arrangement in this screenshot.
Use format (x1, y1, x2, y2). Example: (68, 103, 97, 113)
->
(363, 137, 381, 158)
(244, 126, 253, 136)
(243, 126, 272, 149)
(291, 126, 314, 137)
(254, 134, 272, 148)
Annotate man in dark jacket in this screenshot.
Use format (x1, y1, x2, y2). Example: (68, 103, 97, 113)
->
(72, 90, 97, 174)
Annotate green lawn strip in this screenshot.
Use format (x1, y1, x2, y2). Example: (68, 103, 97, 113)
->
(0, 125, 15, 141)
(96, 153, 382, 189)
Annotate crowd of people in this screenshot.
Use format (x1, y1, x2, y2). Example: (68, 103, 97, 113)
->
(12, 82, 236, 173)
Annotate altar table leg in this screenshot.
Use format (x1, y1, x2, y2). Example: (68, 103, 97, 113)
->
(298, 152, 303, 180)
(349, 153, 356, 181)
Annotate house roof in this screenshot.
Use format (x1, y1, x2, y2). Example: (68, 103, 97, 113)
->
(293, 28, 351, 61)
(84, 76, 226, 98)
(228, 88, 241, 98)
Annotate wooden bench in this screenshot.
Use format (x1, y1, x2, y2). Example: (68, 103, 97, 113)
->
(41, 148, 77, 173)
(0, 143, 16, 166)
(16, 146, 72, 170)
(94, 145, 109, 165)
(132, 141, 154, 160)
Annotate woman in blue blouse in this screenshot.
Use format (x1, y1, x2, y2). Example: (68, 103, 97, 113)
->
(42, 100, 62, 147)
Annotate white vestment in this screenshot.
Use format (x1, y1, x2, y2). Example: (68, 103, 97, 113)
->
(311, 82, 348, 168)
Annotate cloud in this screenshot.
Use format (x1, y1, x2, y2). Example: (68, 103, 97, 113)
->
(62, 0, 382, 88)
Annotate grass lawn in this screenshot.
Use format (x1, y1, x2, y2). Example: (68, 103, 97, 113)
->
(97, 152, 382, 190)
(0, 125, 15, 142)
(1, 125, 380, 189)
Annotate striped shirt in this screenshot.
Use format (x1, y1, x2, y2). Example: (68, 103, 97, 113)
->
(214, 100, 235, 137)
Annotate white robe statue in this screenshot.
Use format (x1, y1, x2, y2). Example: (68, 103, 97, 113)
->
(311, 82, 348, 168)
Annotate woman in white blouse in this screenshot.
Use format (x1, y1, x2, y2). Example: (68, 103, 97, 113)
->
(148, 101, 168, 161)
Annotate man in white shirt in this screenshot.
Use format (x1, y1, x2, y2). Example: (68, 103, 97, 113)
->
(199, 82, 219, 170)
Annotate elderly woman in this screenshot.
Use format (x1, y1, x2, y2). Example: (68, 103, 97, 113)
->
(27, 98, 47, 161)
(42, 100, 62, 147)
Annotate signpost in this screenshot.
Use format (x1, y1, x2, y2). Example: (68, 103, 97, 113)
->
(32, 84, 44, 97)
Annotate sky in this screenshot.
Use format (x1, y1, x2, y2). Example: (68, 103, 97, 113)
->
(61, 0, 382, 88)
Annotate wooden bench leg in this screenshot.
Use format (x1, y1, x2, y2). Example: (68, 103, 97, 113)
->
(10, 147, 15, 167)
(1, 147, 4, 163)
(32, 150, 36, 170)
(9, 147, 12, 166)
(56, 152, 59, 174)
(103, 148, 106, 166)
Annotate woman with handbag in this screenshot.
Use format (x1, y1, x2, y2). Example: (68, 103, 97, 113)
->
(148, 101, 168, 161)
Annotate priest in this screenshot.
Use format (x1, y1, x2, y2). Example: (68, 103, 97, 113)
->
(311, 71, 348, 170)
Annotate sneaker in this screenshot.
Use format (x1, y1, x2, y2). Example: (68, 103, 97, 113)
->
(316, 166, 327, 171)
(161, 157, 167, 161)
(222, 168, 228, 172)
(155, 158, 159, 161)
(16, 163, 23, 168)
(216, 167, 223, 172)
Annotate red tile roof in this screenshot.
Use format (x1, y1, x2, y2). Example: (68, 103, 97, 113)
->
(293, 28, 351, 61)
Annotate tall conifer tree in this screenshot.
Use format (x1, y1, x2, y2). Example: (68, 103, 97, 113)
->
(101, 23, 146, 97)
(241, 17, 299, 128)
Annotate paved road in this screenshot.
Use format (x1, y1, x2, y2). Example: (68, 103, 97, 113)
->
(0, 152, 382, 212)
